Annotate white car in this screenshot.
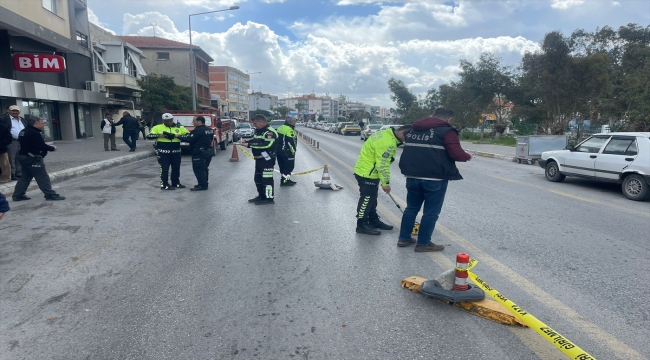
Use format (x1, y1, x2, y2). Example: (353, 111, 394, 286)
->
(237, 123, 254, 138)
(361, 124, 383, 141)
(539, 132, 650, 201)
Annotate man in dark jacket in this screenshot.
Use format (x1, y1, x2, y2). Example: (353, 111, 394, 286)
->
(0, 122, 12, 182)
(0, 105, 26, 180)
(240, 114, 278, 205)
(176, 116, 214, 191)
(397, 107, 472, 252)
(114, 111, 140, 152)
(276, 118, 298, 186)
(12, 116, 65, 201)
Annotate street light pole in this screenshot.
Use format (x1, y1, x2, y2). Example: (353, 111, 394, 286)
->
(189, 6, 240, 111)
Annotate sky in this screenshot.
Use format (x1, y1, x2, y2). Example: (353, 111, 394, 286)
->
(88, 0, 650, 108)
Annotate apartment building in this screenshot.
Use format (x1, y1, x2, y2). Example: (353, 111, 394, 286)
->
(119, 36, 213, 109)
(0, 0, 107, 141)
(90, 23, 146, 127)
(249, 92, 278, 112)
(209, 66, 250, 119)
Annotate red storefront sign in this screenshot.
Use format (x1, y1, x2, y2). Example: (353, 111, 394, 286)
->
(13, 54, 66, 73)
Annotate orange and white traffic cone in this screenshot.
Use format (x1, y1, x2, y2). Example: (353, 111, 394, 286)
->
(453, 253, 470, 291)
(314, 165, 343, 190)
(229, 144, 240, 162)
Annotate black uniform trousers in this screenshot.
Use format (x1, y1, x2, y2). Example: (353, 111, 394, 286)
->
(13, 155, 56, 197)
(192, 149, 212, 188)
(157, 151, 181, 187)
(254, 157, 276, 198)
(355, 174, 380, 220)
(277, 151, 295, 181)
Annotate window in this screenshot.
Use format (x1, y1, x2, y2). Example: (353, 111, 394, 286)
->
(602, 138, 636, 156)
(106, 63, 122, 73)
(625, 140, 638, 156)
(576, 136, 609, 153)
(42, 0, 57, 14)
(157, 52, 170, 61)
(76, 32, 88, 48)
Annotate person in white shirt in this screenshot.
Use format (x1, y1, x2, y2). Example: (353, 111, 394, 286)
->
(101, 114, 119, 151)
(0, 105, 26, 180)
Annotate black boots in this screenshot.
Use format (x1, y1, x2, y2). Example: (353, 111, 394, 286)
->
(356, 219, 381, 235)
(369, 218, 393, 230)
(45, 194, 65, 201)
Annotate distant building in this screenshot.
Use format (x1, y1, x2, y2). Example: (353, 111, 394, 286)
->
(118, 36, 214, 109)
(209, 66, 250, 119)
(0, 0, 106, 141)
(90, 23, 146, 126)
(249, 92, 278, 113)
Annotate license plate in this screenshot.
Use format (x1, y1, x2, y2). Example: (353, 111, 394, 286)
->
(181, 142, 189, 146)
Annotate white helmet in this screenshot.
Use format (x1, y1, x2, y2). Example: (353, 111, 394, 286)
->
(162, 113, 173, 120)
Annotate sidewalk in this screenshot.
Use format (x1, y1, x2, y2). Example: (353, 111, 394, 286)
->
(460, 141, 516, 161)
(1, 136, 156, 196)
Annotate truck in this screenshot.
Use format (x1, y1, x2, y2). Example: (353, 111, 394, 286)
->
(166, 110, 234, 156)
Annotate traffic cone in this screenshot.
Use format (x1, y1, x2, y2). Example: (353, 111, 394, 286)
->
(320, 166, 332, 185)
(229, 144, 240, 162)
(453, 253, 470, 291)
(314, 165, 343, 190)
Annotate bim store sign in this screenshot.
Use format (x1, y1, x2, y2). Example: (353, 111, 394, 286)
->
(13, 54, 66, 73)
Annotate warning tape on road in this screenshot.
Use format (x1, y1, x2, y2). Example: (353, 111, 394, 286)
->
(237, 145, 327, 177)
(467, 268, 595, 360)
(236, 145, 255, 160)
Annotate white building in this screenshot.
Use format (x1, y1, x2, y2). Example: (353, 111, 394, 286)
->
(249, 92, 278, 112)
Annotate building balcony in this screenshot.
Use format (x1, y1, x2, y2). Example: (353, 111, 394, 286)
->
(103, 73, 141, 91)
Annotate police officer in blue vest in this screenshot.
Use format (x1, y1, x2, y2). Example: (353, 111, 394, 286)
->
(176, 116, 213, 191)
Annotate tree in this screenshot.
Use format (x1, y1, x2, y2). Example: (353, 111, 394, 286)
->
(387, 78, 417, 116)
(137, 74, 193, 126)
(273, 106, 291, 118)
(317, 115, 325, 121)
(295, 103, 305, 114)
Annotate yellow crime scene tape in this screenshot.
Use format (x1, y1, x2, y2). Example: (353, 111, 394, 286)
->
(236, 145, 327, 177)
(465, 265, 595, 360)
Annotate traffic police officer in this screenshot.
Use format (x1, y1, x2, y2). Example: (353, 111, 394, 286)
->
(276, 117, 298, 186)
(353, 124, 411, 235)
(176, 116, 213, 191)
(240, 114, 278, 205)
(146, 113, 189, 190)
(12, 116, 65, 201)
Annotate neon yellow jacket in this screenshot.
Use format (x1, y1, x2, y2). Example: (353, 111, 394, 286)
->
(353, 129, 401, 186)
(146, 123, 190, 151)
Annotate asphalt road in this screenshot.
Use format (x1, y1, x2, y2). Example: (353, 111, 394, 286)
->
(1, 127, 648, 359)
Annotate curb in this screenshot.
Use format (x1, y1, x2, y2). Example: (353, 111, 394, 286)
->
(0, 150, 156, 197)
(468, 150, 515, 162)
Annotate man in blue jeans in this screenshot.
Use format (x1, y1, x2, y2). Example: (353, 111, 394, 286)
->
(397, 107, 473, 252)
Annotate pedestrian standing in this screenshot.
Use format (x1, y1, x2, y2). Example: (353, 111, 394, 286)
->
(0, 122, 12, 183)
(12, 116, 65, 201)
(240, 114, 278, 205)
(137, 116, 147, 140)
(113, 111, 140, 152)
(101, 114, 119, 151)
(276, 118, 298, 186)
(176, 116, 213, 191)
(0, 105, 26, 180)
(146, 113, 189, 190)
(353, 124, 411, 235)
(0, 193, 9, 220)
(397, 108, 473, 252)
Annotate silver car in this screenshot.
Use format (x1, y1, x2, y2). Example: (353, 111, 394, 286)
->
(539, 132, 650, 201)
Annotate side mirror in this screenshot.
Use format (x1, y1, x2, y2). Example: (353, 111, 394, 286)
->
(565, 145, 574, 151)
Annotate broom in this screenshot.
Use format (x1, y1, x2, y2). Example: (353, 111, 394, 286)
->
(387, 193, 419, 235)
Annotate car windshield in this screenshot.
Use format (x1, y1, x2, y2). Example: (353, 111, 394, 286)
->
(270, 120, 285, 128)
(339, 122, 352, 127)
(239, 124, 252, 129)
(172, 115, 212, 127)
(368, 125, 382, 130)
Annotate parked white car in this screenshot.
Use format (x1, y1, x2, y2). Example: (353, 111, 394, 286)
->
(539, 132, 650, 201)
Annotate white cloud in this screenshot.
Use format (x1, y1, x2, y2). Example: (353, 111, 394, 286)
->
(551, 0, 586, 10)
(88, 8, 116, 35)
(122, 11, 538, 106)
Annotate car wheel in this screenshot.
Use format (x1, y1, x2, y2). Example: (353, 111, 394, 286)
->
(544, 161, 565, 182)
(212, 142, 217, 157)
(622, 174, 650, 201)
(219, 140, 227, 150)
